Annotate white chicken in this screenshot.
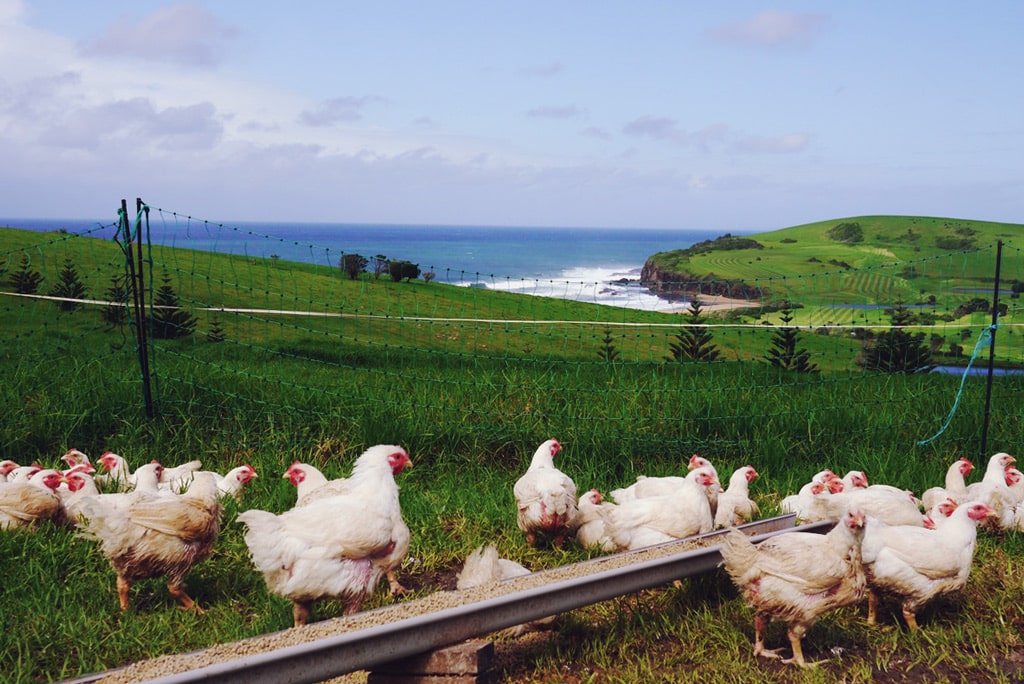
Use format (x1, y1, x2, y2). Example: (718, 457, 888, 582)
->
(840, 470, 869, 490)
(212, 464, 258, 502)
(0, 468, 63, 530)
(456, 544, 556, 635)
(814, 482, 925, 527)
(58, 470, 101, 523)
(609, 454, 720, 504)
(6, 464, 42, 483)
(1005, 467, 1024, 504)
(60, 448, 92, 469)
(61, 463, 163, 523)
(602, 466, 717, 551)
(922, 498, 959, 530)
(920, 457, 974, 512)
(457, 544, 532, 590)
(1001, 467, 1024, 533)
(714, 465, 760, 529)
(513, 438, 579, 547)
(158, 458, 205, 492)
(74, 470, 223, 612)
(95, 451, 137, 490)
(719, 508, 868, 668)
(964, 452, 1017, 531)
(284, 461, 347, 506)
(0, 459, 20, 481)
(862, 501, 993, 629)
(238, 444, 412, 626)
(574, 489, 617, 552)
(283, 459, 410, 596)
(779, 481, 832, 522)
(688, 454, 721, 513)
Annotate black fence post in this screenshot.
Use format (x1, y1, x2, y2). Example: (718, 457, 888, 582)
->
(979, 240, 1003, 457)
(134, 198, 155, 418)
(121, 198, 155, 419)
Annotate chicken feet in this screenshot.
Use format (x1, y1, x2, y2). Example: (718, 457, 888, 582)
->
(387, 570, 410, 596)
(752, 615, 817, 668)
(116, 574, 202, 614)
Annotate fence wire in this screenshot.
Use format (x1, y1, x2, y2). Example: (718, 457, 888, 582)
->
(1, 207, 1021, 464)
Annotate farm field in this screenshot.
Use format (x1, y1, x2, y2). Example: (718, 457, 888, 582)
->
(1, 216, 1023, 683)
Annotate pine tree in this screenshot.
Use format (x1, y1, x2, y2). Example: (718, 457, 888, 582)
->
(49, 258, 88, 312)
(597, 328, 620, 362)
(8, 254, 44, 294)
(207, 317, 226, 343)
(150, 272, 197, 339)
(666, 299, 721, 362)
(765, 309, 819, 373)
(855, 303, 933, 373)
(101, 275, 129, 326)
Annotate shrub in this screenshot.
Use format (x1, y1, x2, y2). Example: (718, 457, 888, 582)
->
(388, 260, 421, 282)
(827, 222, 863, 244)
(341, 254, 368, 280)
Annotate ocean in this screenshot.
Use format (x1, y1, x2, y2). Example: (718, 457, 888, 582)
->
(3, 217, 730, 312)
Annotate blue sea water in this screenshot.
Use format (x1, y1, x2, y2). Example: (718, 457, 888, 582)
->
(3, 216, 728, 311)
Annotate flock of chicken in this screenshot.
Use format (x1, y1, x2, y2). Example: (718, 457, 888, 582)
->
(512, 439, 1022, 667)
(1, 440, 1021, 669)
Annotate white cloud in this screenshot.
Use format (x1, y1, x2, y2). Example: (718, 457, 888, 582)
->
(298, 96, 386, 127)
(526, 105, 585, 120)
(522, 62, 563, 77)
(37, 98, 221, 151)
(707, 11, 827, 49)
(622, 116, 688, 145)
(733, 133, 809, 154)
(77, 3, 239, 68)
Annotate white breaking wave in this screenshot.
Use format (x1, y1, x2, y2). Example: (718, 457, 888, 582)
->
(456, 265, 686, 312)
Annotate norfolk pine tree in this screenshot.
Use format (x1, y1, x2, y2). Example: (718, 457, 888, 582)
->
(667, 299, 721, 362)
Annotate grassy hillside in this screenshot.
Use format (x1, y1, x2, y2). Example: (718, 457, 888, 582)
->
(649, 215, 1021, 281)
(647, 215, 1023, 338)
(649, 215, 1020, 303)
(2, 218, 1023, 373)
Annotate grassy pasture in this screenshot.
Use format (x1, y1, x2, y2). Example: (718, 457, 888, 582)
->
(1, 218, 1023, 683)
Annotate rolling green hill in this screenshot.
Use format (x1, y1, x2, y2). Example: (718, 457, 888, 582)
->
(647, 214, 1021, 285)
(644, 215, 1022, 313)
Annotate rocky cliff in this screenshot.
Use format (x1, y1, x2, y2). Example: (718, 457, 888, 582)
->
(640, 258, 766, 302)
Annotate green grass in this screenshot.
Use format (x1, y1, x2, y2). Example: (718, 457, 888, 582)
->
(1, 218, 1023, 683)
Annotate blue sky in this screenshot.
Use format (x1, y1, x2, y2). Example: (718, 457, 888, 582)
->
(1, 1, 1022, 231)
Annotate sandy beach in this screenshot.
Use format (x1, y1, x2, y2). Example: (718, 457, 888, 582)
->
(665, 294, 759, 313)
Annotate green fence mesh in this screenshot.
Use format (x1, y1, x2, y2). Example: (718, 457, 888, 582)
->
(2, 206, 1021, 465)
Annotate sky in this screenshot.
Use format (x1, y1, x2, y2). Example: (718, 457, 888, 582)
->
(1, 1, 1023, 231)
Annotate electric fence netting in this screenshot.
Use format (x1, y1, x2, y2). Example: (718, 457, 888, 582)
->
(1, 205, 1021, 467)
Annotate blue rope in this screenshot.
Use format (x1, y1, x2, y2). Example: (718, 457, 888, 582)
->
(917, 324, 997, 446)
